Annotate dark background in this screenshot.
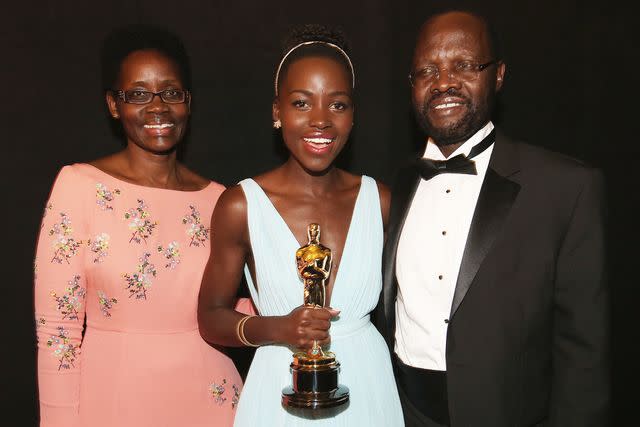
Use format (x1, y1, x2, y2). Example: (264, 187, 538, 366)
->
(3, 1, 635, 425)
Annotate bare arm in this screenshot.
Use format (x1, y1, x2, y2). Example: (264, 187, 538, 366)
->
(197, 185, 336, 349)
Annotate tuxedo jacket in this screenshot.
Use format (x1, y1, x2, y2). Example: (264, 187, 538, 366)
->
(374, 130, 610, 427)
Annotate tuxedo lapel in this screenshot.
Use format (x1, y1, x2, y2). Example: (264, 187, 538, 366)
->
(450, 133, 521, 318)
(383, 164, 421, 335)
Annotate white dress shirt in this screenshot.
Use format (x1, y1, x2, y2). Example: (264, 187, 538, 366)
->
(394, 122, 495, 371)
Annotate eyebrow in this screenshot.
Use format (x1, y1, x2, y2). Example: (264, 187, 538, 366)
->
(415, 55, 481, 65)
(129, 79, 181, 87)
(288, 89, 352, 98)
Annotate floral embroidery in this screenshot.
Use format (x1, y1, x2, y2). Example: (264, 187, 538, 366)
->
(36, 316, 46, 329)
(97, 291, 118, 317)
(49, 212, 83, 264)
(209, 379, 227, 405)
(88, 233, 110, 263)
(182, 205, 209, 247)
(157, 241, 181, 269)
(123, 252, 157, 299)
(46, 326, 78, 370)
(124, 199, 157, 244)
(231, 384, 240, 408)
(50, 275, 86, 320)
(96, 183, 120, 211)
(209, 379, 240, 406)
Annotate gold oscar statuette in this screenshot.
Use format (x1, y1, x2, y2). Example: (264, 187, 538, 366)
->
(281, 223, 349, 410)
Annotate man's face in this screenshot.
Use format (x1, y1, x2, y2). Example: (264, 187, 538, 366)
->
(411, 12, 505, 145)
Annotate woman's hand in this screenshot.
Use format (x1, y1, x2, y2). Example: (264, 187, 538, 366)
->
(277, 305, 340, 350)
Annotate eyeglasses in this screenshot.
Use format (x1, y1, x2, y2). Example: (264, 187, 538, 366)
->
(112, 89, 190, 104)
(408, 60, 497, 87)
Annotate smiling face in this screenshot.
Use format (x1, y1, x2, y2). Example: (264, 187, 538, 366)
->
(106, 49, 190, 154)
(273, 55, 354, 175)
(412, 12, 505, 146)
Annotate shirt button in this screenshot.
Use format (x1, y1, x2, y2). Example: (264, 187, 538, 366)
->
(438, 275, 443, 280)
(446, 189, 451, 193)
(444, 319, 450, 324)
(442, 230, 447, 236)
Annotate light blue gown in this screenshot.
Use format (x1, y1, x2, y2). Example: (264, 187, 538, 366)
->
(234, 176, 404, 427)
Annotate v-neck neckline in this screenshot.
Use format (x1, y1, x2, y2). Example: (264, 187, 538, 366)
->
(247, 177, 365, 307)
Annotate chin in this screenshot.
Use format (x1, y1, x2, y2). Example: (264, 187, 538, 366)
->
(140, 141, 180, 155)
(299, 159, 335, 176)
(416, 99, 490, 144)
(421, 115, 482, 145)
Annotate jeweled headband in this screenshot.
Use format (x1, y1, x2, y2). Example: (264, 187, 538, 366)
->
(274, 40, 355, 96)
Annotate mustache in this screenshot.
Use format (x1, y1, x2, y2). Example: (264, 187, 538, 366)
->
(425, 88, 470, 109)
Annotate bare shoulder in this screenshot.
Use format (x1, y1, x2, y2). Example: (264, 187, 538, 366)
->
(210, 184, 250, 246)
(251, 169, 278, 191)
(214, 184, 248, 220)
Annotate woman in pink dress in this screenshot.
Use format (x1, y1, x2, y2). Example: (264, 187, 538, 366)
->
(34, 26, 244, 427)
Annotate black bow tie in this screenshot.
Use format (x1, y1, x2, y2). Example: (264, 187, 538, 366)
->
(416, 129, 496, 181)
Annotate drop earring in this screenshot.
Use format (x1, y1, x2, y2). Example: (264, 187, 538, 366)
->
(273, 119, 281, 129)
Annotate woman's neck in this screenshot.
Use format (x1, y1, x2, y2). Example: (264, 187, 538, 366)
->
(121, 143, 182, 189)
(279, 158, 343, 197)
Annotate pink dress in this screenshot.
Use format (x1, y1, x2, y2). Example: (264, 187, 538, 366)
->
(34, 163, 243, 427)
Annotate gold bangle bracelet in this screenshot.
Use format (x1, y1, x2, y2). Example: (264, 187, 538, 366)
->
(236, 315, 258, 347)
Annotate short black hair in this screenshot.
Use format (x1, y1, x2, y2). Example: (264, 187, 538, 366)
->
(423, 8, 502, 61)
(275, 24, 354, 95)
(100, 25, 192, 91)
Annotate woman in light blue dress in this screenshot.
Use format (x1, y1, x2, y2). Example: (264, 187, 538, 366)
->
(198, 24, 403, 426)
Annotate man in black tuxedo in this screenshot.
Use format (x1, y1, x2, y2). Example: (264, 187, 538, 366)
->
(375, 10, 609, 427)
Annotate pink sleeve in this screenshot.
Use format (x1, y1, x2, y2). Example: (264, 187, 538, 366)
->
(34, 166, 88, 427)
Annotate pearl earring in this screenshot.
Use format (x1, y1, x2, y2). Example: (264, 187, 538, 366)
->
(273, 120, 281, 129)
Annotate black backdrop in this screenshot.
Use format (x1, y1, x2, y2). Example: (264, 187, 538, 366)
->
(4, 1, 636, 425)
